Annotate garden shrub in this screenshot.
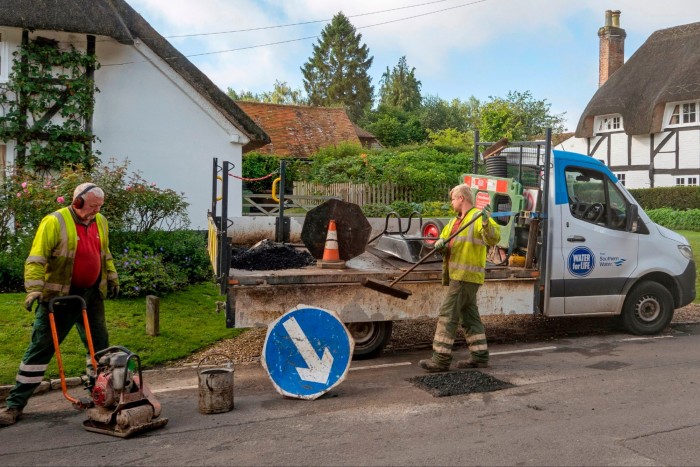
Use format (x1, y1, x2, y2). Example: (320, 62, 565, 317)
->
(114, 245, 179, 298)
(111, 230, 212, 286)
(0, 162, 200, 294)
(0, 235, 31, 293)
(646, 208, 700, 231)
(388, 201, 423, 217)
(421, 201, 452, 217)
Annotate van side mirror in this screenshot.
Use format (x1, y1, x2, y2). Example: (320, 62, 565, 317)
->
(626, 203, 639, 232)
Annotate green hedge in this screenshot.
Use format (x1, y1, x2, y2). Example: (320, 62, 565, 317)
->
(629, 186, 700, 210)
(646, 208, 700, 231)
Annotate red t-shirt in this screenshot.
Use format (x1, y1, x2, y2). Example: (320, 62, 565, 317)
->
(72, 222, 101, 288)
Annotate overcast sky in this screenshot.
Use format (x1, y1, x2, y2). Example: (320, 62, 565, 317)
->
(127, 0, 700, 131)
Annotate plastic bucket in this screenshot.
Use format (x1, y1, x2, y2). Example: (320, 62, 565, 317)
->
(197, 354, 234, 414)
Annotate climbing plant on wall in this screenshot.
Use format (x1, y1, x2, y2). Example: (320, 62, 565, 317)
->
(0, 34, 100, 173)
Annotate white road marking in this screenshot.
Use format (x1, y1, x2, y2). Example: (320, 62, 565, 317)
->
(152, 384, 198, 394)
(350, 362, 413, 371)
(491, 346, 557, 356)
(621, 335, 674, 342)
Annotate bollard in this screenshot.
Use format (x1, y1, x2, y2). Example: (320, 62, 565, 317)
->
(146, 295, 160, 336)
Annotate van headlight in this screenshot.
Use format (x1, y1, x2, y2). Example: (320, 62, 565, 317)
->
(678, 244, 694, 261)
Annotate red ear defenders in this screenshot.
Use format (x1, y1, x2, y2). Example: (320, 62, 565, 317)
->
(72, 185, 96, 209)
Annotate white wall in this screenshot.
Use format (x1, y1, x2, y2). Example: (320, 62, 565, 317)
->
(558, 136, 586, 154)
(94, 39, 247, 228)
(2, 29, 248, 229)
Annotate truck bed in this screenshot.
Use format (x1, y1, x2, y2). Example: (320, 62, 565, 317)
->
(227, 248, 539, 327)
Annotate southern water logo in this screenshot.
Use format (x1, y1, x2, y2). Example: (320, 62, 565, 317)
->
(599, 253, 626, 267)
(568, 246, 595, 277)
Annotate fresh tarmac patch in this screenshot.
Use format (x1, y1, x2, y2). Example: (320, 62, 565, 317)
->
(408, 371, 514, 397)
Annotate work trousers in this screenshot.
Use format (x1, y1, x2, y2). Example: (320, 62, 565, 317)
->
(5, 286, 108, 410)
(431, 280, 489, 366)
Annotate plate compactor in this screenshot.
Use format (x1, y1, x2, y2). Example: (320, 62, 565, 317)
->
(48, 296, 168, 438)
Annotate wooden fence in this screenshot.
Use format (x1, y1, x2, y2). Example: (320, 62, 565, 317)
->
(294, 182, 428, 205)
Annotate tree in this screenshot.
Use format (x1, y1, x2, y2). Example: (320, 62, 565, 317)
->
(361, 106, 425, 147)
(478, 91, 566, 142)
(378, 56, 422, 112)
(419, 95, 480, 133)
(227, 80, 308, 105)
(300, 12, 374, 122)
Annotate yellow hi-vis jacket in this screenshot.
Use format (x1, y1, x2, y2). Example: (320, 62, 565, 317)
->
(440, 207, 501, 285)
(24, 207, 118, 301)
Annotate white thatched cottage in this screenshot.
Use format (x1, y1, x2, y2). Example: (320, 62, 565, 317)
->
(0, 0, 269, 226)
(561, 10, 700, 189)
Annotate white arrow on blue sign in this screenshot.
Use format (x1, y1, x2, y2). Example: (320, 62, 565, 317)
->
(262, 304, 354, 400)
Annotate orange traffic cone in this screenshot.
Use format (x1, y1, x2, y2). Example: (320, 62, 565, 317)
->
(319, 219, 345, 269)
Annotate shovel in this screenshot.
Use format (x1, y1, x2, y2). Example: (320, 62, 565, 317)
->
(362, 212, 483, 299)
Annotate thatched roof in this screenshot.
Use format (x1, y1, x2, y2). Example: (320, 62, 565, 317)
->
(235, 102, 362, 157)
(0, 0, 270, 147)
(576, 21, 700, 137)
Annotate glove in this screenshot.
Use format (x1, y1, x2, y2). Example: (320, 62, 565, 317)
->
(433, 238, 447, 251)
(24, 291, 42, 312)
(108, 283, 119, 299)
(481, 205, 492, 224)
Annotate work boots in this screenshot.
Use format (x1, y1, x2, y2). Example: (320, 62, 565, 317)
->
(418, 359, 450, 373)
(456, 358, 489, 369)
(0, 407, 22, 427)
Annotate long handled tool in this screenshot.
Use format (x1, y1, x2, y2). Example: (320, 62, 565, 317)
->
(48, 296, 97, 409)
(362, 212, 484, 300)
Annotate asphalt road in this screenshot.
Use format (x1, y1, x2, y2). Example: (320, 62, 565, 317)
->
(1, 323, 699, 466)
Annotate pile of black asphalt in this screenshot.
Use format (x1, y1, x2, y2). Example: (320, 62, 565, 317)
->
(408, 371, 514, 397)
(231, 239, 316, 270)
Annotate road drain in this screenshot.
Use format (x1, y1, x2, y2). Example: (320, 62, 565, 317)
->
(408, 371, 514, 397)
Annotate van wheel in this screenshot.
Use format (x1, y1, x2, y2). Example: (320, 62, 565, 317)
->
(346, 321, 393, 360)
(621, 281, 674, 335)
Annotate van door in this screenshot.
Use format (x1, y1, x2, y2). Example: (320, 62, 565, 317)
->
(558, 166, 639, 314)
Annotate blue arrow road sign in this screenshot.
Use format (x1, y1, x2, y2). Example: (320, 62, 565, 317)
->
(262, 305, 354, 400)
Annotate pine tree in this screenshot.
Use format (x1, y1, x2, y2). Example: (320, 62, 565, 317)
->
(378, 56, 422, 112)
(301, 12, 374, 122)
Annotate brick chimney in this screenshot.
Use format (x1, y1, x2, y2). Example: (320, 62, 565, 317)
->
(598, 10, 626, 87)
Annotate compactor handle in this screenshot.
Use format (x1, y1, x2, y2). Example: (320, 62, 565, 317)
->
(48, 295, 87, 314)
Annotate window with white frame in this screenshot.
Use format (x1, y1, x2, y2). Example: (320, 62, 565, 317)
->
(615, 173, 626, 186)
(676, 176, 698, 186)
(0, 32, 8, 82)
(594, 114, 623, 133)
(665, 101, 700, 128)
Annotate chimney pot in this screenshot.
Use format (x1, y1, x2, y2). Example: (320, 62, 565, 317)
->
(605, 10, 612, 27)
(611, 10, 621, 27)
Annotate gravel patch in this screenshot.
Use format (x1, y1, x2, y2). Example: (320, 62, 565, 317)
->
(174, 303, 700, 367)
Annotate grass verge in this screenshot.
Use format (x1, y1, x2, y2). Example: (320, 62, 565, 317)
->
(0, 282, 241, 385)
(677, 230, 700, 301)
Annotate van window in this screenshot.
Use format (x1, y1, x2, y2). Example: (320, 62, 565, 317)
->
(566, 167, 628, 230)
